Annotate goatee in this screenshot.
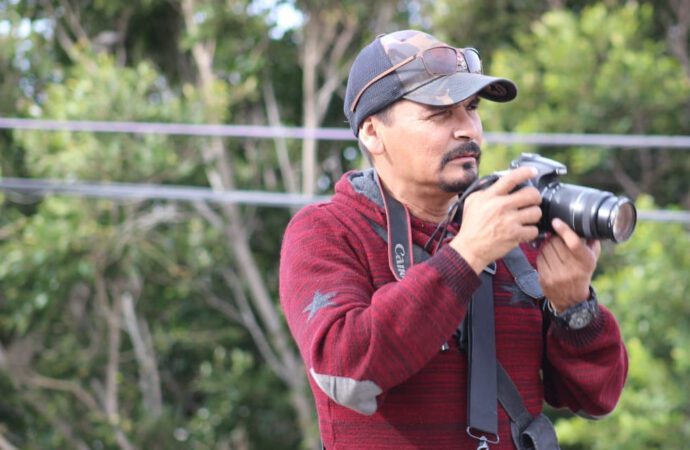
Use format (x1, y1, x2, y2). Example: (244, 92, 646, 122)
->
(439, 141, 481, 193)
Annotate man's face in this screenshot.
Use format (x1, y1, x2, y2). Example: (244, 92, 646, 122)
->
(375, 96, 484, 194)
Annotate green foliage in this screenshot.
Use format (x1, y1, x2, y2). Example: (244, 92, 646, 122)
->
(18, 55, 193, 182)
(480, 3, 690, 205)
(555, 197, 690, 448)
(2, 17, 299, 447)
(429, 3, 690, 449)
(1, 1, 689, 449)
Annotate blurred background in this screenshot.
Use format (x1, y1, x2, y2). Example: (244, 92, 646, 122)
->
(0, 0, 688, 449)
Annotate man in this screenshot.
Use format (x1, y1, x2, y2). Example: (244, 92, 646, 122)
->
(279, 30, 627, 449)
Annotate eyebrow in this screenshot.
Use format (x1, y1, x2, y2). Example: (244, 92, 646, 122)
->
(423, 96, 481, 113)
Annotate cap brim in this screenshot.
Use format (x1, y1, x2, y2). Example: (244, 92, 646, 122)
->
(403, 72, 517, 106)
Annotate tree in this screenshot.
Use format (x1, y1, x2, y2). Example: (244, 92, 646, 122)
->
(476, 2, 690, 208)
(1, 0, 416, 448)
(554, 197, 690, 449)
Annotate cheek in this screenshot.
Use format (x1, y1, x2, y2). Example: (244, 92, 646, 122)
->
(474, 114, 484, 142)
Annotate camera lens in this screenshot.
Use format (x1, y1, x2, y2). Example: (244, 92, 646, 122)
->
(541, 183, 637, 242)
(602, 197, 637, 243)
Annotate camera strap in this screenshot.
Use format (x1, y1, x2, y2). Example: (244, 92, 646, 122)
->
(376, 174, 414, 281)
(372, 175, 559, 450)
(467, 265, 500, 448)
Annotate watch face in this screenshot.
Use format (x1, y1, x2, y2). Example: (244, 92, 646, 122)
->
(568, 309, 593, 330)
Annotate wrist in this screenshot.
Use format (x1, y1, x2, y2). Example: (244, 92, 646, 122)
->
(547, 286, 591, 313)
(546, 287, 599, 330)
(448, 236, 488, 275)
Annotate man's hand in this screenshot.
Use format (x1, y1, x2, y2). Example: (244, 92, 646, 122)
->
(537, 218, 601, 312)
(449, 166, 543, 274)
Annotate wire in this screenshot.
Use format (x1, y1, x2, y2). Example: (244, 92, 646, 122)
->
(0, 177, 688, 223)
(2, 118, 690, 148)
(0, 177, 329, 208)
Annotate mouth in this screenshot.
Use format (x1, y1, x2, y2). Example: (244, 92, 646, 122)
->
(451, 152, 478, 162)
(440, 142, 482, 169)
(445, 152, 479, 169)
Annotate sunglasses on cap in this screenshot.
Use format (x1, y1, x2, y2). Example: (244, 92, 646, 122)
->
(350, 46, 483, 113)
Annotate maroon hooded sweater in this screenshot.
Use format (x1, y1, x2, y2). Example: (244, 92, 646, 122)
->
(279, 169, 627, 449)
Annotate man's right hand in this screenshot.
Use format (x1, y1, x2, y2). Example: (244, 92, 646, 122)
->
(449, 166, 543, 274)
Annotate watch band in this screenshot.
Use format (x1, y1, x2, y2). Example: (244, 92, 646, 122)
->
(546, 287, 599, 330)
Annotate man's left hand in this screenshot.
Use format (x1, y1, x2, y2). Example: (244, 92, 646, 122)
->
(537, 218, 601, 313)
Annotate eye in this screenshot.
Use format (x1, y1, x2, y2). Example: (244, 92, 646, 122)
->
(467, 98, 480, 111)
(428, 108, 452, 119)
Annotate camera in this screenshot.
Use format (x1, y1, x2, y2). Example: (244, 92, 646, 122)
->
(507, 153, 637, 242)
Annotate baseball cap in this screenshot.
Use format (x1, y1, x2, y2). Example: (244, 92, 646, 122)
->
(343, 30, 517, 136)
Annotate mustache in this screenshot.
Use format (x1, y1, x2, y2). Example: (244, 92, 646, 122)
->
(440, 141, 482, 168)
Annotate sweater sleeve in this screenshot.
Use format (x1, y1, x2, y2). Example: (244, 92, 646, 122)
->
(542, 305, 628, 418)
(517, 243, 628, 418)
(279, 204, 480, 415)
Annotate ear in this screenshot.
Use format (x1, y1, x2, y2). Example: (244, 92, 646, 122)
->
(358, 116, 385, 156)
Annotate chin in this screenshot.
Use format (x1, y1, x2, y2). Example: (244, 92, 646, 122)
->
(439, 167, 478, 193)
(439, 174, 477, 193)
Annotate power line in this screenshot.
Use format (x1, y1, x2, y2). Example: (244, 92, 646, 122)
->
(1, 177, 688, 223)
(636, 210, 690, 223)
(2, 118, 690, 148)
(0, 177, 328, 207)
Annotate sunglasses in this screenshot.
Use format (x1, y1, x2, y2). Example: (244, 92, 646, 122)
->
(350, 46, 483, 113)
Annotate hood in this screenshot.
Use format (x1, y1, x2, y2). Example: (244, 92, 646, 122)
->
(332, 169, 450, 249)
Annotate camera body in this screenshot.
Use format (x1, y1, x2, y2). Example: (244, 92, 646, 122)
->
(507, 153, 636, 242)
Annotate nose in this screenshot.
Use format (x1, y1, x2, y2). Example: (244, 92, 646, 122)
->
(451, 107, 483, 143)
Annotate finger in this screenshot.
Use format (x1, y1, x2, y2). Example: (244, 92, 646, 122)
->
(516, 205, 542, 225)
(508, 186, 543, 209)
(551, 219, 600, 270)
(520, 224, 540, 243)
(589, 239, 602, 259)
(551, 218, 588, 256)
(540, 237, 566, 266)
(536, 251, 553, 274)
(489, 166, 538, 195)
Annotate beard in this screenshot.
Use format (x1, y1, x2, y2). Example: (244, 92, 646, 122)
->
(438, 141, 481, 193)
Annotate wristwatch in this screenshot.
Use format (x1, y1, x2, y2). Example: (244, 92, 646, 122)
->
(547, 288, 599, 330)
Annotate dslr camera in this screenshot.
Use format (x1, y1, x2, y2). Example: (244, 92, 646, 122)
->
(505, 153, 636, 242)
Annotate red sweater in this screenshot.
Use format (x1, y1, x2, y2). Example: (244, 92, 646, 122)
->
(279, 170, 627, 449)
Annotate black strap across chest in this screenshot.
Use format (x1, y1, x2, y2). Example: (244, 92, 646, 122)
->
(371, 179, 558, 449)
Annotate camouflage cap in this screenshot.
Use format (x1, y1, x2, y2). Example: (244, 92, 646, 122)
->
(343, 30, 517, 136)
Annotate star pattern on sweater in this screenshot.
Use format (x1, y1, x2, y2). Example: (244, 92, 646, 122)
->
(303, 290, 337, 321)
(502, 284, 534, 305)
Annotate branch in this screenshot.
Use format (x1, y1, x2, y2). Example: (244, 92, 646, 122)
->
(201, 284, 242, 322)
(0, 433, 18, 450)
(219, 269, 289, 381)
(121, 291, 163, 417)
(113, 204, 183, 257)
(263, 81, 299, 195)
(316, 18, 357, 124)
(40, 0, 79, 60)
(23, 392, 91, 450)
(611, 155, 642, 199)
(103, 281, 123, 420)
(25, 373, 100, 411)
(57, 0, 89, 43)
(668, 0, 690, 77)
(192, 201, 225, 229)
(180, 0, 217, 89)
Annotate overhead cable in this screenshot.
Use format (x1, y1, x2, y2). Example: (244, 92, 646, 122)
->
(0, 177, 328, 207)
(1, 178, 688, 223)
(2, 118, 690, 148)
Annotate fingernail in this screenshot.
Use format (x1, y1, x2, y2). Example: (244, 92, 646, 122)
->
(552, 218, 563, 229)
(530, 167, 538, 177)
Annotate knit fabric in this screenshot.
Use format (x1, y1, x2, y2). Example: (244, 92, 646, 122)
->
(279, 169, 628, 449)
